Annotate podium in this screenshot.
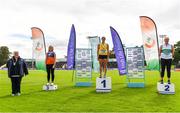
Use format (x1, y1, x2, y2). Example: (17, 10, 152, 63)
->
(96, 77, 112, 92)
(43, 84, 58, 91)
(157, 82, 175, 94)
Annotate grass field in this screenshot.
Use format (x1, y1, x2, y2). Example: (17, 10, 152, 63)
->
(0, 70, 180, 112)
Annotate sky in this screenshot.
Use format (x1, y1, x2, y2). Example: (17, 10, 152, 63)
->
(0, 0, 179, 58)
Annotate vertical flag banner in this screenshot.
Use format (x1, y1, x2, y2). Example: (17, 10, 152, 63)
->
(31, 27, 46, 70)
(110, 26, 126, 75)
(88, 36, 100, 72)
(140, 16, 160, 70)
(67, 24, 76, 69)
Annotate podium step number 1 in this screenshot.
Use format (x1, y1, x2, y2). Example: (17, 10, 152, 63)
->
(96, 77, 112, 92)
(157, 82, 175, 94)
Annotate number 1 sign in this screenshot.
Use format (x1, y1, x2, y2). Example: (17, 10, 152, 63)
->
(96, 77, 112, 92)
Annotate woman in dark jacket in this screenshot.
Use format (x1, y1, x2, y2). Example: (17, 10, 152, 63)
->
(6, 51, 28, 96)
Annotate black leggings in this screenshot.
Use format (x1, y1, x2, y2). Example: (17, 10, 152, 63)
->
(46, 64, 55, 82)
(160, 58, 172, 78)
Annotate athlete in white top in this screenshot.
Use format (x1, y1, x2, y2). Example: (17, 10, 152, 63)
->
(159, 36, 174, 84)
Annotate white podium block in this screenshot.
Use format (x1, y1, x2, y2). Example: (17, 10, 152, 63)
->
(96, 77, 112, 92)
(157, 82, 175, 94)
(43, 84, 58, 91)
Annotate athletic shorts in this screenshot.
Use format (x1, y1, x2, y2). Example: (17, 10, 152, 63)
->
(98, 55, 108, 59)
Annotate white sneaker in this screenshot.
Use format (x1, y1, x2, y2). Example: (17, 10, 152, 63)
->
(47, 83, 50, 85)
(12, 94, 15, 96)
(17, 93, 21, 96)
(50, 83, 54, 86)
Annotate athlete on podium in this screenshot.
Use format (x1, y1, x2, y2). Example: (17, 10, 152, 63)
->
(97, 37, 109, 78)
(45, 45, 56, 85)
(159, 36, 174, 84)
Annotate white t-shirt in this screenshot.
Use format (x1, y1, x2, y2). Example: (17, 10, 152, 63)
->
(160, 44, 172, 59)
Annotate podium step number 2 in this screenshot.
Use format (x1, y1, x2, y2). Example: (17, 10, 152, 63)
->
(96, 77, 112, 92)
(157, 82, 175, 94)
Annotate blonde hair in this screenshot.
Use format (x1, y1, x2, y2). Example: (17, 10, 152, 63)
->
(48, 45, 54, 51)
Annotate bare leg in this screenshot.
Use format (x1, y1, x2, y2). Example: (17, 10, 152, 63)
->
(103, 60, 108, 78)
(99, 60, 103, 78)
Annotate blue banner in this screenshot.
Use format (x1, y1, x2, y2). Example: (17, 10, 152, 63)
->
(67, 24, 76, 69)
(110, 26, 126, 75)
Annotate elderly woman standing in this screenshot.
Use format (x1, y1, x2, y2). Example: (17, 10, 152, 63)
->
(159, 36, 174, 84)
(6, 51, 28, 96)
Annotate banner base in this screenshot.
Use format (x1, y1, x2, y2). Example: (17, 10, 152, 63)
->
(76, 82, 92, 86)
(127, 82, 145, 88)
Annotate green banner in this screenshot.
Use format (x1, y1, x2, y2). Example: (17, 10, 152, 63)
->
(31, 27, 46, 71)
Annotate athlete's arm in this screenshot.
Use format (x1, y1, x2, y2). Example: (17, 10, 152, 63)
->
(53, 53, 56, 68)
(97, 44, 100, 60)
(45, 53, 47, 64)
(159, 45, 162, 57)
(172, 45, 175, 58)
(107, 44, 109, 61)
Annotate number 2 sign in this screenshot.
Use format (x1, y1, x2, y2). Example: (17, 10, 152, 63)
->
(157, 83, 175, 94)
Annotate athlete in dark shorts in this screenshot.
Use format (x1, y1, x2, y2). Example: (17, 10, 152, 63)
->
(98, 55, 108, 59)
(97, 37, 109, 78)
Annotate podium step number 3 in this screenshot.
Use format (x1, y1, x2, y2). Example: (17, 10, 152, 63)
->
(157, 82, 175, 94)
(43, 84, 58, 91)
(96, 77, 112, 92)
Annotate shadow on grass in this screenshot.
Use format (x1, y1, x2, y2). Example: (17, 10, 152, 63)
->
(0, 90, 44, 99)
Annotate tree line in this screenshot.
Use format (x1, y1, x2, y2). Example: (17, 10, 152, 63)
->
(0, 46, 11, 66)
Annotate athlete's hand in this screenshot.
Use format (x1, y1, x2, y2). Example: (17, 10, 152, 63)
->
(53, 65, 55, 69)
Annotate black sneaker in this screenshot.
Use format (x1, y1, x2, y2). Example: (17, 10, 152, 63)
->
(99, 75, 102, 78)
(168, 80, 171, 84)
